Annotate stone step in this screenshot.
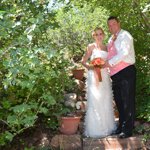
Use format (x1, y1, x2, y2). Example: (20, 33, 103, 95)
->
(83, 136, 145, 150)
(51, 134, 145, 150)
(51, 134, 82, 150)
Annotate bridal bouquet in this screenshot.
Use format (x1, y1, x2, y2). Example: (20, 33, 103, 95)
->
(91, 57, 105, 82)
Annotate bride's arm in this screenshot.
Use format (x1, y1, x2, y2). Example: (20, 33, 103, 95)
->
(81, 45, 93, 70)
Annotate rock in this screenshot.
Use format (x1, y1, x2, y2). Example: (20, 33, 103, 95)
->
(64, 99, 76, 108)
(76, 101, 87, 111)
(64, 93, 77, 108)
(75, 79, 85, 91)
(64, 93, 77, 102)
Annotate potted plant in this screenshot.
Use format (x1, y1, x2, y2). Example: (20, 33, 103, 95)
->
(59, 111, 82, 135)
(71, 62, 85, 81)
(59, 104, 82, 135)
(58, 86, 83, 135)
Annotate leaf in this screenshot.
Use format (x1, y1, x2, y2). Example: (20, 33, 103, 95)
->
(38, 107, 49, 114)
(11, 103, 30, 113)
(7, 115, 18, 125)
(41, 92, 56, 106)
(1, 100, 12, 109)
(21, 115, 37, 127)
(5, 131, 14, 142)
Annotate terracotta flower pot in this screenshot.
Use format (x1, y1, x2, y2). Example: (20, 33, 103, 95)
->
(59, 116, 81, 135)
(72, 69, 84, 80)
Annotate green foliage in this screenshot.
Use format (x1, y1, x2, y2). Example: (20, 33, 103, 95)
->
(134, 123, 150, 143)
(0, 0, 72, 146)
(47, 4, 109, 62)
(0, 47, 71, 144)
(142, 133, 150, 143)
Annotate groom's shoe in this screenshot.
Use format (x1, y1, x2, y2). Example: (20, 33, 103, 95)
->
(118, 132, 132, 139)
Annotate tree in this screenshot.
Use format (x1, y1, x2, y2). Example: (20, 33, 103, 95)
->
(0, 0, 72, 146)
(47, 4, 110, 62)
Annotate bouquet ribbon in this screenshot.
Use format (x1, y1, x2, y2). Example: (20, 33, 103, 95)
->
(90, 57, 105, 82)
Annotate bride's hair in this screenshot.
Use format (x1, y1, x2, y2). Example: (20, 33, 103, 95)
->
(92, 27, 105, 37)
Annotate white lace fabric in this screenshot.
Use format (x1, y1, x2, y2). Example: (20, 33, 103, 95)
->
(84, 49, 116, 138)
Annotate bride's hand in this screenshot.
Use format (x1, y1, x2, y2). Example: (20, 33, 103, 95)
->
(88, 64, 94, 70)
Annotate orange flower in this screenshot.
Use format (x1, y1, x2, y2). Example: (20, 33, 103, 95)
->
(91, 58, 105, 82)
(91, 57, 105, 67)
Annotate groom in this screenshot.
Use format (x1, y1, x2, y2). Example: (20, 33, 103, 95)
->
(105, 16, 136, 138)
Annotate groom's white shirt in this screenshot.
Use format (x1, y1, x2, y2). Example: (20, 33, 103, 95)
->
(108, 29, 136, 67)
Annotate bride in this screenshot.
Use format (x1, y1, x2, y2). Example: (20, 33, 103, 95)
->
(81, 27, 116, 138)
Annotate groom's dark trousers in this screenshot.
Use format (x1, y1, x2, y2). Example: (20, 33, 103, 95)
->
(111, 65, 136, 135)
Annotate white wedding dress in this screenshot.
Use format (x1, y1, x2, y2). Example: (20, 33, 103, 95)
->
(84, 48, 116, 138)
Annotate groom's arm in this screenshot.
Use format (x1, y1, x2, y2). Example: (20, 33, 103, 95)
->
(108, 32, 133, 67)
